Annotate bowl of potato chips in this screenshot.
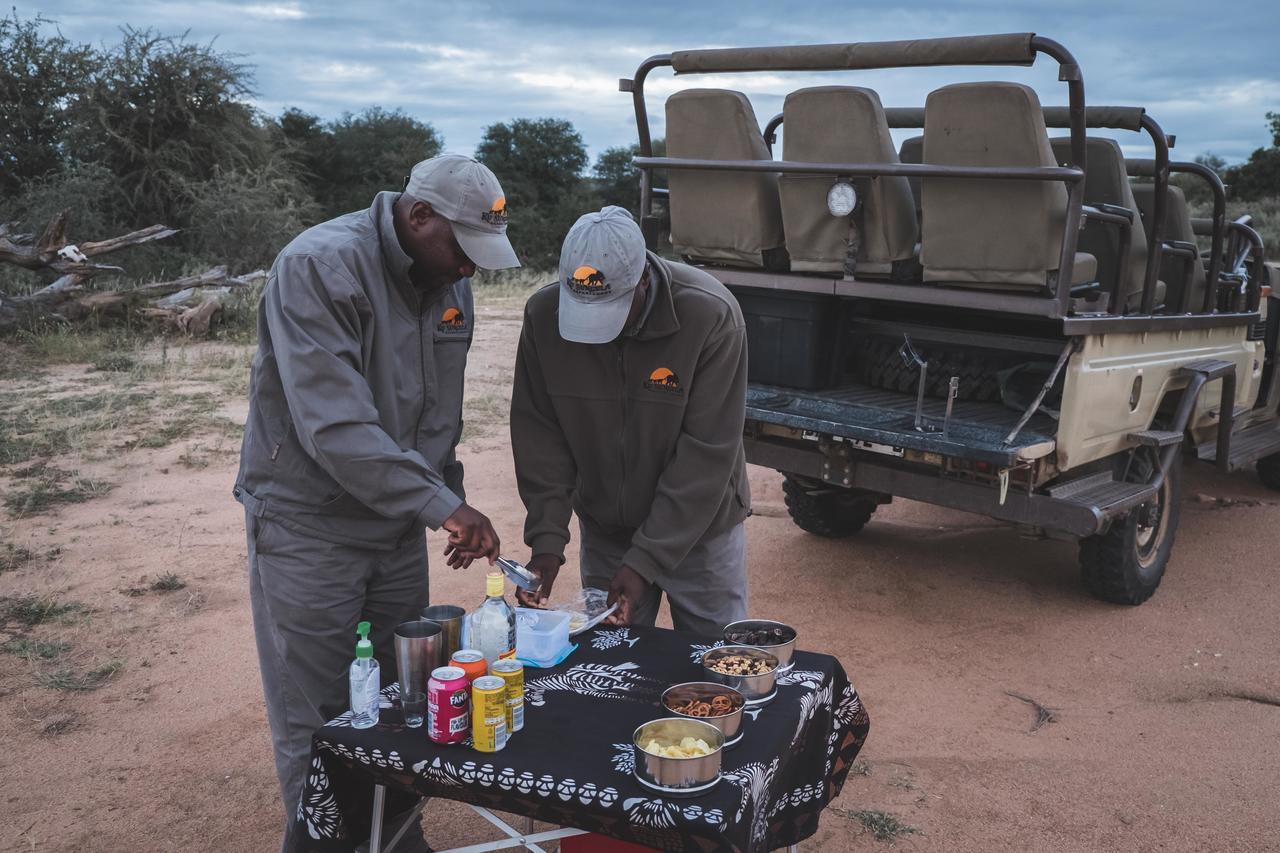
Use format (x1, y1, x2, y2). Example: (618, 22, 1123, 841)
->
(632, 717, 724, 795)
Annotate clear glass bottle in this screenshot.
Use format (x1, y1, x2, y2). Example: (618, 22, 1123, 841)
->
(348, 620, 380, 729)
(470, 572, 516, 664)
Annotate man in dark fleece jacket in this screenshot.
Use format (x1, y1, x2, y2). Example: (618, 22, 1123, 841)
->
(511, 206, 750, 634)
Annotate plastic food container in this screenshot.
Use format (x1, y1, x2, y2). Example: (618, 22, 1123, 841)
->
(515, 607, 571, 662)
(632, 717, 724, 796)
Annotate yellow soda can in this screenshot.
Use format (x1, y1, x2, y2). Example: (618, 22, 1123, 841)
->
(490, 659, 525, 734)
(471, 675, 508, 753)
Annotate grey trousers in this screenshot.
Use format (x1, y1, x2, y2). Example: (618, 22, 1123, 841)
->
(247, 512, 428, 851)
(579, 519, 748, 637)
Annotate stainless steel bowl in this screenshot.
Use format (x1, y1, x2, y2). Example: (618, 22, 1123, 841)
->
(723, 619, 797, 672)
(661, 682, 746, 748)
(701, 645, 779, 706)
(632, 717, 724, 796)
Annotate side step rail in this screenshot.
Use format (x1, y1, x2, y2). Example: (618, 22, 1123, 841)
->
(1128, 358, 1237, 480)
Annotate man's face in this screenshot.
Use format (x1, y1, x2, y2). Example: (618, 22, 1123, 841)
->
(400, 200, 478, 289)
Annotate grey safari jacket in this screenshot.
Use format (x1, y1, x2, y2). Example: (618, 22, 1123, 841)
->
(234, 192, 471, 549)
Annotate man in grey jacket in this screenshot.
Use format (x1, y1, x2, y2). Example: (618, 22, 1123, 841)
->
(235, 153, 516, 849)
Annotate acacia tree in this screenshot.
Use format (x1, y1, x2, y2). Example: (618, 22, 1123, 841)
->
(0, 12, 98, 196)
(66, 27, 268, 227)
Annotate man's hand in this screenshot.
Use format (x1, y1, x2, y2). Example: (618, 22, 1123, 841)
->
(515, 554, 561, 608)
(605, 565, 650, 626)
(442, 504, 500, 569)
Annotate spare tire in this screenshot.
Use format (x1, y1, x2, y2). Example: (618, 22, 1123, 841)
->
(851, 335, 1023, 403)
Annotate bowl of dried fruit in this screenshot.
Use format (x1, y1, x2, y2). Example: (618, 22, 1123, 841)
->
(632, 717, 724, 795)
(661, 682, 745, 748)
(723, 619, 797, 672)
(701, 645, 779, 706)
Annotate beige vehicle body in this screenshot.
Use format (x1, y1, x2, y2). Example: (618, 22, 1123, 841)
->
(622, 33, 1279, 603)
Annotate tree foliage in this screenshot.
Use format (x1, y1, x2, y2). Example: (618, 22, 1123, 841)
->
(0, 12, 97, 195)
(1217, 112, 1280, 202)
(476, 118, 590, 267)
(592, 139, 666, 216)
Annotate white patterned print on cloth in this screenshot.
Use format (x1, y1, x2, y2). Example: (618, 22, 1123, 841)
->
(299, 755, 343, 840)
(524, 662, 651, 707)
(591, 628, 640, 651)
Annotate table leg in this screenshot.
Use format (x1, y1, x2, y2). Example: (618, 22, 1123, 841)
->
(787, 846, 798, 852)
(383, 798, 428, 852)
(369, 784, 387, 853)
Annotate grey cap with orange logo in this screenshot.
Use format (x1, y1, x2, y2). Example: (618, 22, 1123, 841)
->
(557, 206, 648, 344)
(404, 153, 520, 270)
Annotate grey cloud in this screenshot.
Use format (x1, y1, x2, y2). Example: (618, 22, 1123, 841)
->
(22, 0, 1280, 163)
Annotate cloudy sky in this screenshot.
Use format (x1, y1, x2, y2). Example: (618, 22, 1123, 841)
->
(25, 0, 1280, 165)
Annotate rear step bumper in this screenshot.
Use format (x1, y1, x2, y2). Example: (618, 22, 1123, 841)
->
(747, 437, 1152, 538)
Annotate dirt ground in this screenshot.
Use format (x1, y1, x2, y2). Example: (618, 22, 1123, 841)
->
(2, 296, 1279, 852)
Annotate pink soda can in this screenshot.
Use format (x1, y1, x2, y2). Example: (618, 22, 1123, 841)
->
(427, 665, 470, 744)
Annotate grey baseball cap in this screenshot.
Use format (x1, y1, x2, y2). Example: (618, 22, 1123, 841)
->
(405, 154, 520, 270)
(557, 206, 648, 344)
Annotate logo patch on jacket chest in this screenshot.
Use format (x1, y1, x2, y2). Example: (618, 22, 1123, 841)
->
(644, 367, 682, 394)
(437, 306, 468, 334)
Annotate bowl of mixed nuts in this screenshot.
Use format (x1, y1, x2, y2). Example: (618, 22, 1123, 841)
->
(701, 645, 779, 705)
(723, 619, 797, 672)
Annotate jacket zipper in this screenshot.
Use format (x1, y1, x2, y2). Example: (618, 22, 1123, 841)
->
(413, 293, 429, 452)
(616, 344, 627, 524)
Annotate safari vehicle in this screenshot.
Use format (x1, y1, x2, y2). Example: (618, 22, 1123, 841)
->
(618, 33, 1279, 604)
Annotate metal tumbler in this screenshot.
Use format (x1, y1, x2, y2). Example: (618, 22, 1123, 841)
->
(421, 604, 466, 661)
(393, 619, 443, 705)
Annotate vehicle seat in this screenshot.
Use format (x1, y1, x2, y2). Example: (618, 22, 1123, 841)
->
(897, 135, 924, 218)
(1131, 182, 1208, 312)
(665, 89, 786, 268)
(1050, 136, 1154, 311)
(921, 82, 1096, 291)
(777, 86, 917, 275)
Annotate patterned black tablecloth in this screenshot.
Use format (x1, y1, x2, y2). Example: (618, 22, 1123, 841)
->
(293, 626, 869, 853)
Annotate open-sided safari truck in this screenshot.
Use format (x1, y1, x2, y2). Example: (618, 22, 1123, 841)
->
(620, 33, 1280, 604)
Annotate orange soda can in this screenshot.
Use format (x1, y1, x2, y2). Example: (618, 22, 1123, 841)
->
(451, 649, 488, 683)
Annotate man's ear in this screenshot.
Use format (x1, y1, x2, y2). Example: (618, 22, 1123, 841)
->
(409, 200, 435, 226)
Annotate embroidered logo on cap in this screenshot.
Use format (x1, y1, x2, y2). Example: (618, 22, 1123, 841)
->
(481, 196, 508, 226)
(437, 306, 468, 334)
(568, 264, 610, 295)
(644, 367, 682, 394)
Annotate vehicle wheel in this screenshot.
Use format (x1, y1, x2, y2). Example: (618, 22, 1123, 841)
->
(851, 336, 1019, 402)
(782, 475, 883, 538)
(1257, 452, 1280, 491)
(1078, 449, 1181, 605)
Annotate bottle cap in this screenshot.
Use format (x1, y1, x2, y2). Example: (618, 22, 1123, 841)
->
(485, 572, 504, 598)
(355, 620, 373, 659)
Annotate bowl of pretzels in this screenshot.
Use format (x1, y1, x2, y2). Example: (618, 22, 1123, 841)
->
(661, 681, 746, 747)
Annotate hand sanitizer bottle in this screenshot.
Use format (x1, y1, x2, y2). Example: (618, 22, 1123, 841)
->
(349, 620, 380, 729)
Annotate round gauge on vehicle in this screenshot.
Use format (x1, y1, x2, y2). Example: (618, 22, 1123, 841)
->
(826, 180, 858, 217)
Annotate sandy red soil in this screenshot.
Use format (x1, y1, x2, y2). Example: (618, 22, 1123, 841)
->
(2, 302, 1279, 852)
